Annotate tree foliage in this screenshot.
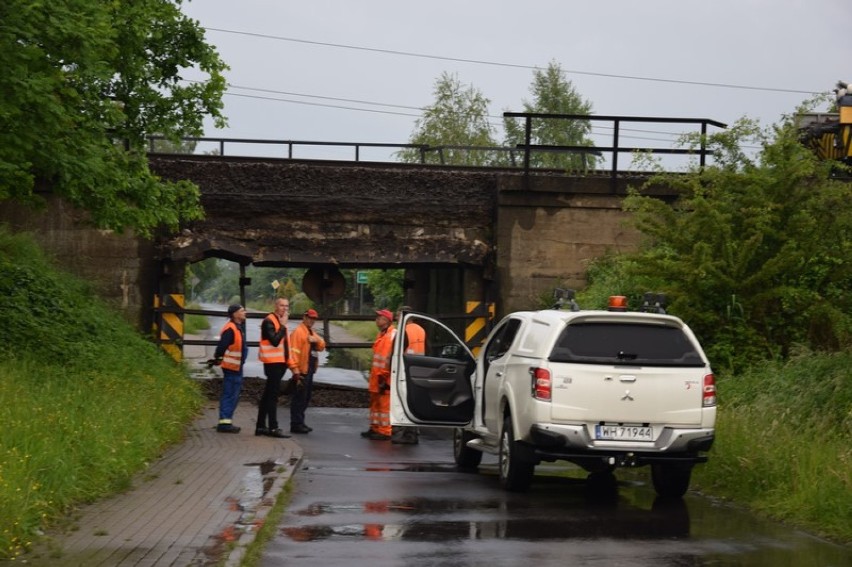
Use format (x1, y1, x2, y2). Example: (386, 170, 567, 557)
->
(367, 269, 404, 311)
(504, 61, 597, 171)
(0, 0, 227, 236)
(619, 110, 851, 370)
(397, 72, 498, 166)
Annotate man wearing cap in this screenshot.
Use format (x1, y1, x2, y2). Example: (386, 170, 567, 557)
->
(362, 308, 396, 440)
(255, 297, 292, 438)
(287, 308, 326, 434)
(213, 304, 248, 433)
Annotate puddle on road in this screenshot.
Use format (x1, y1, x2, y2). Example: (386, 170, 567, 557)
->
(303, 462, 460, 473)
(227, 460, 284, 530)
(296, 497, 505, 517)
(280, 490, 852, 566)
(284, 495, 690, 542)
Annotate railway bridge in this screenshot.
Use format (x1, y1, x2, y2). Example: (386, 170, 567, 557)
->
(1, 113, 724, 352)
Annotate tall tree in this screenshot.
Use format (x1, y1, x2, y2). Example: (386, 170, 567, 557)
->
(504, 61, 597, 171)
(0, 0, 227, 236)
(397, 72, 498, 166)
(620, 110, 851, 368)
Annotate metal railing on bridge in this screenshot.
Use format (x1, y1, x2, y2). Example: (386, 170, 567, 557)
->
(147, 113, 726, 192)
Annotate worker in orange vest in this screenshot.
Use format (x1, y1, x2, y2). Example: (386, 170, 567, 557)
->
(361, 309, 396, 440)
(255, 297, 292, 438)
(288, 308, 326, 434)
(212, 304, 248, 433)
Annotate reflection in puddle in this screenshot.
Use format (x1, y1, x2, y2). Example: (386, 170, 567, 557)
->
(224, 459, 285, 534)
(280, 464, 852, 566)
(284, 496, 691, 542)
(303, 462, 460, 473)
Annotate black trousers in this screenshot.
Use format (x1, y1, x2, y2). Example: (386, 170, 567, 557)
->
(256, 363, 286, 430)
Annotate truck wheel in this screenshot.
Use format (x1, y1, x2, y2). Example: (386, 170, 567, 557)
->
(499, 415, 534, 492)
(453, 429, 483, 469)
(651, 463, 692, 498)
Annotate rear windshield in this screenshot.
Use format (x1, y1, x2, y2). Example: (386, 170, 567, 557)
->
(549, 322, 705, 367)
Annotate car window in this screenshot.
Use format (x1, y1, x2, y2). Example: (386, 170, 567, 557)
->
(549, 322, 705, 367)
(409, 315, 472, 362)
(483, 318, 522, 362)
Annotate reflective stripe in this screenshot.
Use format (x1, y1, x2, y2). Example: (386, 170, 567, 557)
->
(369, 410, 391, 426)
(222, 350, 243, 366)
(258, 314, 286, 363)
(220, 321, 244, 371)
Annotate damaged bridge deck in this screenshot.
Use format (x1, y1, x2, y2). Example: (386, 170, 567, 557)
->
(150, 155, 499, 268)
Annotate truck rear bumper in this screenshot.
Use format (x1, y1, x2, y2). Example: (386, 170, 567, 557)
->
(528, 422, 714, 463)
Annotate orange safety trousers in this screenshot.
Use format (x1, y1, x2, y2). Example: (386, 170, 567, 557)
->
(369, 391, 391, 436)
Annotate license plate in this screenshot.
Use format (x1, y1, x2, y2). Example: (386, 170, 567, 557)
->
(595, 424, 653, 441)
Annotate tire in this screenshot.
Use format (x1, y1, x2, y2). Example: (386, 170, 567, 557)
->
(498, 415, 535, 492)
(453, 428, 483, 469)
(651, 463, 692, 498)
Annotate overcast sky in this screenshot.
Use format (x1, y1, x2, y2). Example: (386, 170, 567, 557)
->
(179, 0, 850, 161)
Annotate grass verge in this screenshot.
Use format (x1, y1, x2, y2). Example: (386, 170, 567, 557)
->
(0, 227, 203, 559)
(693, 350, 851, 543)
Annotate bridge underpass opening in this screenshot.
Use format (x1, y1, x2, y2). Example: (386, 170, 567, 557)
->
(152, 257, 495, 366)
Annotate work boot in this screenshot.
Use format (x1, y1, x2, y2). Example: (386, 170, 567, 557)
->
(392, 432, 419, 445)
(255, 427, 270, 437)
(267, 428, 291, 438)
(290, 424, 311, 434)
(217, 424, 241, 434)
(364, 431, 391, 441)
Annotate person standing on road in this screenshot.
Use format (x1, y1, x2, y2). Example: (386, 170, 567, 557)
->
(392, 306, 425, 445)
(362, 309, 396, 441)
(288, 308, 326, 434)
(213, 304, 248, 433)
(255, 297, 292, 438)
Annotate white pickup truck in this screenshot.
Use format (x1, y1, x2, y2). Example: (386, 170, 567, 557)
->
(390, 295, 717, 497)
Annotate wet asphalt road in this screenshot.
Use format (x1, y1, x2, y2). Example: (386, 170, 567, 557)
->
(261, 408, 851, 567)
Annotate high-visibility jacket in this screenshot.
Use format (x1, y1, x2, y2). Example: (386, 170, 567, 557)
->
(219, 321, 245, 371)
(289, 322, 327, 375)
(368, 325, 396, 393)
(404, 322, 426, 355)
(258, 314, 287, 364)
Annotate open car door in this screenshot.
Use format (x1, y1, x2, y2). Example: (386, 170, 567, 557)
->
(390, 313, 476, 427)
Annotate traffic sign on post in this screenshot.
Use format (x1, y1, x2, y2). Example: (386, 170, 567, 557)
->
(356, 271, 368, 284)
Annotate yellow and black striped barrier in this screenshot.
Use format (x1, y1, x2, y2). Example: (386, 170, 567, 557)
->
(153, 293, 184, 362)
(465, 300, 495, 356)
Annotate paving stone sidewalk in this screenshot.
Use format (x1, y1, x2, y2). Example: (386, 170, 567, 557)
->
(21, 402, 302, 567)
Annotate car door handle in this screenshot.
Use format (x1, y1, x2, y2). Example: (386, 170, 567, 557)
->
(496, 371, 503, 377)
(619, 375, 637, 382)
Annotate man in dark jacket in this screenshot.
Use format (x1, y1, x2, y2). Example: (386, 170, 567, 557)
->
(213, 304, 248, 433)
(255, 297, 292, 438)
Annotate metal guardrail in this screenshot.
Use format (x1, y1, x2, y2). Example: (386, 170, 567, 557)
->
(147, 113, 727, 193)
(505, 112, 727, 190)
(156, 306, 481, 350)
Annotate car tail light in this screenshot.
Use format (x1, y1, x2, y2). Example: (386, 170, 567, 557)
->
(530, 367, 551, 401)
(703, 373, 716, 407)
